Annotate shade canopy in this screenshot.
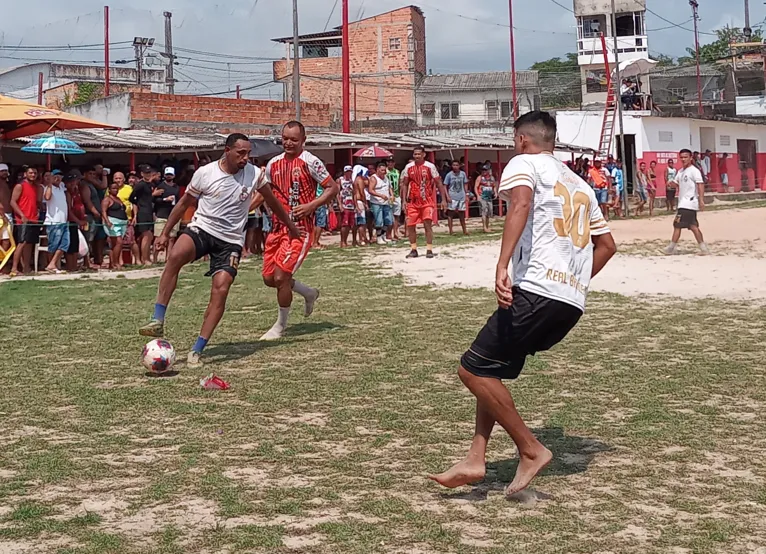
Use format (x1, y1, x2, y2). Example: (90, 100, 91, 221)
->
(353, 145, 394, 159)
(0, 95, 119, 140)
(22, 136, 86, 155)
(617, 59, 658, 79)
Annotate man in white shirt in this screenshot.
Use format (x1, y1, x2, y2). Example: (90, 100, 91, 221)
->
(429, 111, 616, 496)
(139, 133, 299, 367)
(43, 169, 70, 273)
(665, 149, 710, 256)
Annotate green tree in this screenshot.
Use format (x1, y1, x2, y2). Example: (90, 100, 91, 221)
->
(531, 53, 579, 73)
(685, 25, 763, 64)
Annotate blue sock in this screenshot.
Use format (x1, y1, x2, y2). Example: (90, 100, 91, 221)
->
(153, 303, 167, 322)
(192, 336, 209, 354)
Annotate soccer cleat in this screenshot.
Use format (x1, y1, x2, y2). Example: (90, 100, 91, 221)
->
(187, 351, 203, 368)
(139, 319, 165, 338)
(426, 250, 435, 259)
(406, 250, 419, 259)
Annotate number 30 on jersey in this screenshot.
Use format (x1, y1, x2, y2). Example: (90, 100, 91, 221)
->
(553, 182, 591, 248)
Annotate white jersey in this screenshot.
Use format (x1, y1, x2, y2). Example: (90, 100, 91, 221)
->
(676, 165, 704, 211)
(499, 153, 610, 312)
(187, 160, 266, 246)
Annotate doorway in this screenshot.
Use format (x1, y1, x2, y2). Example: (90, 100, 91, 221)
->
(616, 134, 636, 194)
(737, 139, 757, 191)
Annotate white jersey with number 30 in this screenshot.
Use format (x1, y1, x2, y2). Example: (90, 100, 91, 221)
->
(499, 153, 610, 312)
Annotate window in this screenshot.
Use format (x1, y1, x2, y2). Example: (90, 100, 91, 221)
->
(440, 102, 460, 121)
(501, 101, 512, 119)
(615, 12, 644, 37)
(486, 100, 499, 121)
(420, 103, 435, 125)
(668, 87, 687, 99)
(658, 131, 674, 143)
(578, 16, 604, 38)
(720, 135, 731, 146)
(389, 37, 401, 51)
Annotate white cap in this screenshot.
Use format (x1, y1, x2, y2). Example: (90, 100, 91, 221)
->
(0, 164, 8, 172)
(164, 167, 175, 176)
(343, 165, 353, 172)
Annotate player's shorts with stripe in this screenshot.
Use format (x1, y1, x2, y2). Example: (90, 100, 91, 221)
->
(263, 230, 311, 277)
(406, 203, 436, 226)
(461, 288, 582, 380)
(673, 208, 698, 229)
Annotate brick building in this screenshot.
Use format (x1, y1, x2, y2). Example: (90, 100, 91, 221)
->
(272, 6, 426, 125)
(68, 92, 331, 135)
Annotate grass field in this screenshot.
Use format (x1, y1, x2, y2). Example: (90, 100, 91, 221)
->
(1, 240, 766, 554)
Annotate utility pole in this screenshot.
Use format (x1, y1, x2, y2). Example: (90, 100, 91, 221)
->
(236, 85, 241, 100)
(104, 6, 110, 97)
(38, 72, 43, 105)
(292, 0, 301, 121)
(163, 11, 175, 94)
(342, 0, 350, 133)
(690, 0, 703, 115)
(611, 0, 629, 217)
(508, 0, 519, 119)
(744, 0, 752, 39)
(133, 37, 155, 87)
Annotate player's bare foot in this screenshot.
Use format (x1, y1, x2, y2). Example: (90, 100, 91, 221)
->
(505, 446, 552, 496)
(428, 456, 486, 488)
(304, 288, 320, 317)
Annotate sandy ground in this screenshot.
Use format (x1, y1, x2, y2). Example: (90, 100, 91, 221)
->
(373, 206, 766, 301)
(0, 267, 162, 283)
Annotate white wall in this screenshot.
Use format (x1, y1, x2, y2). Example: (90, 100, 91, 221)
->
(556, 110, 646, 156)
(416, 89, 535, 126)
(68, 93, 132, 129)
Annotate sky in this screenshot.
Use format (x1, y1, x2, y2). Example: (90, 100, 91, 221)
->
(0, 0, 761, 99)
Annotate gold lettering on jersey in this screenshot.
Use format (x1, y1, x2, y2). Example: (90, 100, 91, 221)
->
(545, 268, 588, 295)
(552, 181, 592, 249)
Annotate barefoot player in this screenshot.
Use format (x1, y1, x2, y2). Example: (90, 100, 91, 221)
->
(401, 147, 449, 259)
(260, 121, 340, 341)
(429, 111, 616, 495)
(139, 134, 298, 367)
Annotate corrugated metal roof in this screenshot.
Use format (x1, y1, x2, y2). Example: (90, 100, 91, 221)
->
(649, 63, 724, 78)
(14, 129, 224, 151)
(418, 71, 539, 92)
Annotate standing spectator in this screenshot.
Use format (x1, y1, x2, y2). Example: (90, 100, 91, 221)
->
(665, 159, 678, 212)
(636, 162, 649, 216)
(589, 159, 610, 220)
(82, 165, 108, 267)
(610, 159, 624, 218)
(0, 163, 12, 266)
(9, 166, 41, 277)
(368, 161, 393, 245)
(719, 153, 730, 191)
(245, 207, 264, 257)
(130, 165, 159, 266)
(102, 182, 128, 271)
(444, 160, 469, 236)
(153, 167, 180, 262)
(338, 166, 357, 248)
(702, 150, 712, 183)
(605, 155, 616, 173)
(386, 157, 402, 241)
(64, 170, 86, 272)
(115, 171, 140, 265)
(474, 164, 496, 233)
(43, 169, 70, 273)
(647, 160, 658, 217)
(352, 164, 369, 246)
(312, 179, 329, 249)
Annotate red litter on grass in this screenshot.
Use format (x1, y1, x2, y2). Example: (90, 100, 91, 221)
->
(200, 374, 231, 390)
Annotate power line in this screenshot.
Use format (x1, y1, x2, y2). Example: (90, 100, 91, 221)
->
(645, 8, 716, 36)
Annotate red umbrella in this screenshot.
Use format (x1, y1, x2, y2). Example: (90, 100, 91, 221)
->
(353, 145, 393, 158)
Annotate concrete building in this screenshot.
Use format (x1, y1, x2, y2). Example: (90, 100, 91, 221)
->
(415, 71, 539, 127)
(67, 92, 330, 135)
(272, 6, 426, 125)
(0, 62, 166, 102)
(574, 0, 648, 105)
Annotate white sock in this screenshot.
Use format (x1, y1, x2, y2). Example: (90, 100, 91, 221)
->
(700, 242, 710, 252)
(260, 307, 290, 341)
(292, 280, 313, 299)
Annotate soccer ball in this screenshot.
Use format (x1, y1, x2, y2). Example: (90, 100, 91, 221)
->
(141, 339, 177, 374)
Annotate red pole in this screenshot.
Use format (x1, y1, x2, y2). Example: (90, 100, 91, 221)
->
(690, 0, 703, 115)
(353, 82, 357, 130)
(497, 150, 504, 217)
(464, 148, 470, 220)
(37, 72, 43, 105)
(508, 0, 519, 119)
(104, 6, 110, 97)
(129, 152, 136, 172)
(341, 0, 351, 133)
(236, 85, 241, 99)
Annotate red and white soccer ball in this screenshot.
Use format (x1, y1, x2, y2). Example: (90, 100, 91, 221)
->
(141, 339, 177, 374)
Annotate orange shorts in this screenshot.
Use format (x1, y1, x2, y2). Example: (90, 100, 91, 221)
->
(262, 231, 311, 277)
(406, 203, 436, 226)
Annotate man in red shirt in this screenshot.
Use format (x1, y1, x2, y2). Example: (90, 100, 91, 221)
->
(401, 146, 449, 259)
(10, 166, 42, 276)
(260, 121, 340, 341)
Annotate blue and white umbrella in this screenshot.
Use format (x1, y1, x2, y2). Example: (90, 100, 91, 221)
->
(22, 136, 86, 155)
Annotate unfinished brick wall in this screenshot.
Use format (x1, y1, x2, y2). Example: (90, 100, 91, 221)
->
(273, 6, 426, 123)
(128, 92, 331, 134)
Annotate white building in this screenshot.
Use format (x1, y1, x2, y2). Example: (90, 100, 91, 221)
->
(415, 71, 539, 127)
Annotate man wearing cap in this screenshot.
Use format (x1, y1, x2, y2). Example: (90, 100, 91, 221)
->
(130, 165, 159, 266)
(0, 163, 12, 265)
(10, 166, 41, 276)
(153, 166, 181, 261)
(43, 169, 70, 273)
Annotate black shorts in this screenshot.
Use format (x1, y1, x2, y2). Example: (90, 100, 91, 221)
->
(674, 208, 698, 229)
(461, 288, 582, 380)
(247, 215, 262, 230)
(666, 188, 677, 201)
(14, 223, 41, 244)
(67, 224, 80, 255)
(182, 226, 242, 279)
